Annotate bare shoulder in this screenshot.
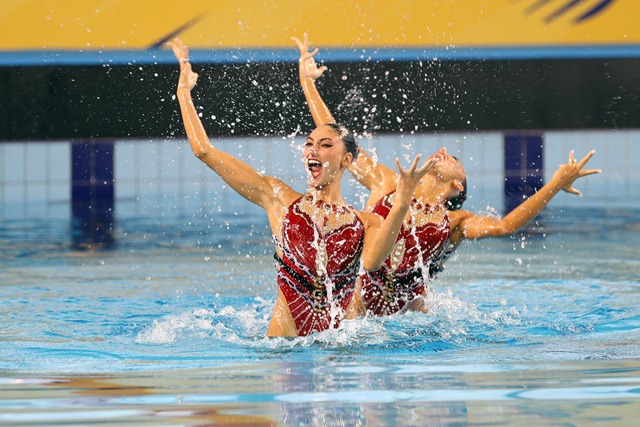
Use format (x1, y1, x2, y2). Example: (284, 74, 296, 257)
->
(263, 176, 302, 209)
(262, 177, 303, 235)
(448, 209, 475, 229)
(375, 170, 399, 197)
(447, 209, 474, 244)
(365, 177, 397, 211)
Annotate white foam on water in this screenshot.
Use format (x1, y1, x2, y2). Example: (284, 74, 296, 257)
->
(134, 287, 525, 351)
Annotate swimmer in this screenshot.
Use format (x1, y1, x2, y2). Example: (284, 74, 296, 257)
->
(168, 38, 434, 337)
(293, 34, 601, 316)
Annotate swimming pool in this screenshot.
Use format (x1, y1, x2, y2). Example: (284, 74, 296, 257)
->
(1, 206, 639, 425)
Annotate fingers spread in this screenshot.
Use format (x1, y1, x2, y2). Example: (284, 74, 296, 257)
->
(564, 185, 582, 196)
(419, 159, 437, 174)
(577, 149, 596, 168)
(582, 168, 602, 176)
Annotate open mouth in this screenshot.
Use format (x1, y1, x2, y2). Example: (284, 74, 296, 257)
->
(308, 159, 322, 179)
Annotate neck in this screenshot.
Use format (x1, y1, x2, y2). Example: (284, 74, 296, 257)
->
(306, 181, 345, 205)
(412, 174, 450, 205)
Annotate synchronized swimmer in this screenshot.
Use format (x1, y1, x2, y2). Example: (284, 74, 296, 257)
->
(169, 38, 434, 337)
(293, 33, 601, 317)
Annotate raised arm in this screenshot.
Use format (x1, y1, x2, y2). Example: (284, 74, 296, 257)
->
(455, 150, 601, 240)
(168, 38, 283, 209)
(292, 34, 334, 126)
(361, 155, 436, 271)
(293, 34, 399, 202)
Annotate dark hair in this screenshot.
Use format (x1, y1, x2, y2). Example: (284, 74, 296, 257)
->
(324, 123, 359, 160)
(445, 155, 467, 210)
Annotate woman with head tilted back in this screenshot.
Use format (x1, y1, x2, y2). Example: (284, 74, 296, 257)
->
(293, 34, 601, 316)
(168, 38, 435, 337)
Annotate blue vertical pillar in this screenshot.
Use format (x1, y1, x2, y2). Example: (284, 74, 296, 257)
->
(504, 134, 544, 214)
(71, 139, 115, 249)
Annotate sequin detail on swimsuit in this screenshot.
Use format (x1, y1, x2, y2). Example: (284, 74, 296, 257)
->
(274, 194, 364, 336)
(361, 191, 450, 316)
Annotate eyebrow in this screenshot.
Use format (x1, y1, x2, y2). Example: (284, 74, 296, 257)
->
(306, 137, 334, 143)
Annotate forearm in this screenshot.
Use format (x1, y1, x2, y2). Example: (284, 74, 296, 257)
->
(300, 77, 334, 126)
(500, 179, 563, 233)
(463, 150, 599, 239)
(362, 203, 410, 271)
(177, 87, 213, 159)
(361, 154, 432, 269)
(176, 87, 272, 206)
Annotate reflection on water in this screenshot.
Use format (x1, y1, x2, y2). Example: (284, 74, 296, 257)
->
(0, 207, 639, 425)
(2, 360, 640, 426)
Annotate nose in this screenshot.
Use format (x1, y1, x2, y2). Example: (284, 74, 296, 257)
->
(306, 146, 317, 156)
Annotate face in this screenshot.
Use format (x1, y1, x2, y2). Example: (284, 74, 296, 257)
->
(427, 147, 466, 196)
(303, 125, 352, 188)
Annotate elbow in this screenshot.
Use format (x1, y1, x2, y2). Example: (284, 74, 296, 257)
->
(190, 143, 211, 161)
(494, 224, 512, 237)
(492, 223, 521, 238)
(193, 149, 209, 160)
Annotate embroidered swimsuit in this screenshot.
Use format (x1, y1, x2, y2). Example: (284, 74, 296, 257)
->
(274, 194, 364, 336)
(361, 191, 451, 316)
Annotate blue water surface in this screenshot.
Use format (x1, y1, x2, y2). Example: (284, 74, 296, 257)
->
(1, 207, 639, 426)
(2, 206, 638, 369)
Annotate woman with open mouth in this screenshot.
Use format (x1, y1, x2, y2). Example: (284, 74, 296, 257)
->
(168, 38, 435, 337)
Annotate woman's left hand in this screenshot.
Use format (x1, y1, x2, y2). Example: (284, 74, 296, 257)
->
(167, 37, 198, 91)
(553, 150, 601, 196)
(292, 33, 327, 81)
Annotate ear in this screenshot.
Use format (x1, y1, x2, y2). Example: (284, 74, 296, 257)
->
(452, 179, 464, 193)
(341, 152, 354, 168)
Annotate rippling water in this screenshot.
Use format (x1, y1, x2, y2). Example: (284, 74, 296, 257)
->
(1, 207, 639, 425)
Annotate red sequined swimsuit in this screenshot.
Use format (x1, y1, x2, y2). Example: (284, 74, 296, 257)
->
(274, 195, 364, 336)
(361, 191, 451, 316)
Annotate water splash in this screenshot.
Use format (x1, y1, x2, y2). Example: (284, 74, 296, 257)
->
(135, 299, 271, 344)
(135, 289, 525, 352)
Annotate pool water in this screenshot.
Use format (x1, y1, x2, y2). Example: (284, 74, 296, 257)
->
(1, 207, 639, 426)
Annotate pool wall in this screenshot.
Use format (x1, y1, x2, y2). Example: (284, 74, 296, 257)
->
(0, 129, 638, 221)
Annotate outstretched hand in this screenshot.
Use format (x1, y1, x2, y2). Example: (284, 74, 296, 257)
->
(292, 33, 327, 81)
(394, 155, 437, 203)
(167, 38, 198, 91)
(553, 150, 601, 196)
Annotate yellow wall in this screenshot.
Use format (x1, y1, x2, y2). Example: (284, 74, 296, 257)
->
(1, 0, 638, 50)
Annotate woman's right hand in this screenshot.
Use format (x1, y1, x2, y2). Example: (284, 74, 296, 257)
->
(167, 38, 198, 91)
(292, 33, 327, 81)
